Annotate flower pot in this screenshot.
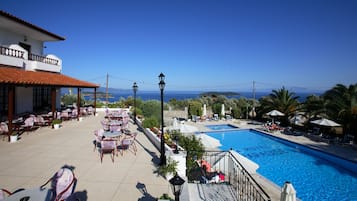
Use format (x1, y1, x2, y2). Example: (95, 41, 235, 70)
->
(53, 124, 60, 129)
(10, 135, 18, 143)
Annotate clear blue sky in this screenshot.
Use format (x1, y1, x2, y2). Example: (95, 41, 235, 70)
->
(1, 0, 357, 92)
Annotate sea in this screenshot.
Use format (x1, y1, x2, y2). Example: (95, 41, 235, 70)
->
(84, 91, 322, 103)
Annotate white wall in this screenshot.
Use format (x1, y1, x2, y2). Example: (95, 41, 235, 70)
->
(0, 29, 23, 46)
(0, 29, 43, 54)
(15, 87, 33, 114)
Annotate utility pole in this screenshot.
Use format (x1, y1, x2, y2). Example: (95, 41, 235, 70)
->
(106, 73, 109, 104)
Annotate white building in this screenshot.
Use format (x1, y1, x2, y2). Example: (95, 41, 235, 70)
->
(0, 10, 98, 133)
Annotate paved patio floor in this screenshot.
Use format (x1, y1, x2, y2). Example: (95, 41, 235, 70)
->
(0, 112, 173, 201)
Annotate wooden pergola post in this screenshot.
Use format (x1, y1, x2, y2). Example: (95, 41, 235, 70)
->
(94, 87, 97, 116)
(7, 85, 14, 142)
(51, 87, 56, 120)
(77, 88, 81, 121)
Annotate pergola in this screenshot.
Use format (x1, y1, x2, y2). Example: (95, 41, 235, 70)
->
(0, 66, 99, 138)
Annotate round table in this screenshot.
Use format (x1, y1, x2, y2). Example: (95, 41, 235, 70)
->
(102, 131, 122, 138)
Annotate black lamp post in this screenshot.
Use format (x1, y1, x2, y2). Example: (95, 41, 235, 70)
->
(169, 173, 185, 201)
(159, 72, 166, 166)
(132, 82, 138, 123)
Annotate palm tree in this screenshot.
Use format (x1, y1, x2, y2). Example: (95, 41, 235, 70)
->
(323, 83, 357, 135)
(302, 94, 326, 120)
(259, 87, 300, 125)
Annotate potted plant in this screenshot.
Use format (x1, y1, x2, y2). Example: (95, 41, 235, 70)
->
(157, 193, 173, 201)
(51, 119, 62, 129)
(10, 131, 18, 143)
(157, 158, 178, 180)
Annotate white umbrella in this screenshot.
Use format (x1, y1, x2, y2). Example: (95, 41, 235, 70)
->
(290, 114, 306, 126)
(267, 110, 285, 116)
(221, 104, 225, 116)
(280, 181, 296, 201)
(267, 110, 284, 124)
(249, 107, 256, 118)
(311, 118, 341, 127)
(203, 104, 207, 117)
(196, 133, 222, 148)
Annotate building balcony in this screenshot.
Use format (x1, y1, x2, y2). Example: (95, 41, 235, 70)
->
(0, 45, 62, 73)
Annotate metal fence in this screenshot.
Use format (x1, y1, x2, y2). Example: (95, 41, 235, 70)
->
(187, 150, 271, 201)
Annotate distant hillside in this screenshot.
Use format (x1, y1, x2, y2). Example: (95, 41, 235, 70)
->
(200, 91, 240, 97)
(61, 87, 131, 94)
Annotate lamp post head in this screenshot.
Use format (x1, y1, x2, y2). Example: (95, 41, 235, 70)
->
(158, 72, 165, 82)
(132, 82, 138, 93)
(169, 172, 185, 197)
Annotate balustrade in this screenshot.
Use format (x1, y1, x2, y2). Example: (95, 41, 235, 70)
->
(0, 46, 24, 58)
(30, 53, 59, 65)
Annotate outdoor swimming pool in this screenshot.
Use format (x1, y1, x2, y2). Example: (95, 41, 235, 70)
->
(207, 129, 357, 201)
(206, 124, 238, 130)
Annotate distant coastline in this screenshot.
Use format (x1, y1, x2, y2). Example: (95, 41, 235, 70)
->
(76, 90, 322, 103)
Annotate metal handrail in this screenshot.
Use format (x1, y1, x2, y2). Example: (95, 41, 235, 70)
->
(228, 151, 271, 201)
(187, 150, 271, 201)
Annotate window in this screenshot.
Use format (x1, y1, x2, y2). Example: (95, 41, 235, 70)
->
(33, 87, 51, 112)
(0, 85, 8, 121)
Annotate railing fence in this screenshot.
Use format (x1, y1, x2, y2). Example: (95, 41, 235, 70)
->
(187, 150, 271, 201)
(0, 46, 24, 58)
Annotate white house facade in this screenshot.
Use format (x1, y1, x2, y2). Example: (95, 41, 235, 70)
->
(0, 10, 98, 133)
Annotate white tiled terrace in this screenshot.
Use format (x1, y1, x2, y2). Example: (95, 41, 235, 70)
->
(0, 112, 173, 201)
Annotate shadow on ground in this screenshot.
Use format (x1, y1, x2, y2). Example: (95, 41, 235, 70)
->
(136, 182, 157, 201)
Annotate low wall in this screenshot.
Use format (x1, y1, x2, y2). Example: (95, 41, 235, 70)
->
(136, 118, 187, 179)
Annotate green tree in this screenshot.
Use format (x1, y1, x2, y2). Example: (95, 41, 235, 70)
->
(173, 130, 204, 181)
(258, 87, 300, 125)
(61, 94, 85, 106)
(323, 83, 357, 135)
(140, 100, 162, 123)
(211, 103, 222, 117)
(188, 100, 202, 118)
(142, 116, 159, 128)
(301, 94, 326, 120)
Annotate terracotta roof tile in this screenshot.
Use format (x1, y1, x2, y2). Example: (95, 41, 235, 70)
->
(0, 66, 99, 88)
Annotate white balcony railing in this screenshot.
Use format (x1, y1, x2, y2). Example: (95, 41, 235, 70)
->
(0, 46, 24, 59)
(0, 46, 61, 73)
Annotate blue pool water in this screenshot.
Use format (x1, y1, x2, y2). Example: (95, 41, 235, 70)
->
(207, 129, 357, 201)
(206, 124, 238, 130)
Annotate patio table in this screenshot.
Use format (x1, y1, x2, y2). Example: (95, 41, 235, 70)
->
(4, 188, 52, 201)
(103, 131, 122, 138)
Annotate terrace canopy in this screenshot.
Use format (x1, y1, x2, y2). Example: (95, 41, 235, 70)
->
(0, 66, 99, 136)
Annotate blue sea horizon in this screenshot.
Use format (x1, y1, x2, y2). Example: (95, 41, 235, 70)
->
(83, 90, 322, 103)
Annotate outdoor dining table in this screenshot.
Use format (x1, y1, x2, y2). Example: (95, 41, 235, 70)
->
(4, 188, 52, 201)
(102, 131, 122, 138)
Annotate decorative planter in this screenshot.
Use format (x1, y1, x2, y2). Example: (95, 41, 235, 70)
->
(10, 135, 18, 143)
(53, 124, 60, 129)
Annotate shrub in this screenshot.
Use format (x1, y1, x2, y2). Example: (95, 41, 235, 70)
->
(142, 117, 159, 128)
(140, 100, 161, 123)
(51, 119, 62, 125)
(188, 100, 202, 118)
(158, 157, 178, 178)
